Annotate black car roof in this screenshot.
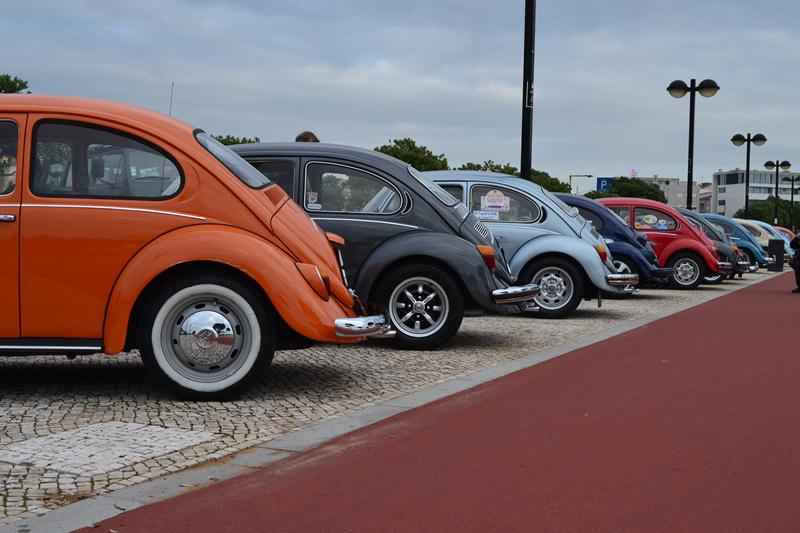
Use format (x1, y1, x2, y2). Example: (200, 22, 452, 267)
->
(231, 142, 409, 174)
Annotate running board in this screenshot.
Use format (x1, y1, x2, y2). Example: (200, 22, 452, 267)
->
(0, 339, 103, 354)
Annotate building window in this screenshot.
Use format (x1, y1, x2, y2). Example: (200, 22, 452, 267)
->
(718, 199, 726, 206)
(718, 186, 726, 193)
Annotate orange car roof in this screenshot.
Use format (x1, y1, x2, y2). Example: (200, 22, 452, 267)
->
(0, 94, 195, 139)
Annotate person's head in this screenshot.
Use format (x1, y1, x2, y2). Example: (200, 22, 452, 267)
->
(295, 131, 320, 143)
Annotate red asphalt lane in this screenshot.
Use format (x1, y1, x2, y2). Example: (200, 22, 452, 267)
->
(84, 273, 800, 533)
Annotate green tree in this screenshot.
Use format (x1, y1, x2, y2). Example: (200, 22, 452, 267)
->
(457, 160, 570, 192)
(584, 177, 667, 203)
(374, 138, 448, 171)
(0, 74, 30, 94)
(212, 134, 261, 146)
(733, 198, 795, 228)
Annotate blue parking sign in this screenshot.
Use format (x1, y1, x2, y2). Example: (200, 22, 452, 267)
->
(596, 177, 613, 192)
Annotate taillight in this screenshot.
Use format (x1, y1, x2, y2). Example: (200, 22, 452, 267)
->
(476, 245, 496, 270)
(593, 244, 608, 263)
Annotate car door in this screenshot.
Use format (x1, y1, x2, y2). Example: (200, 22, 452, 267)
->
(0, 115, 24, 338)
(467, 182, 543, 259)
(632, 206, 679, 259)
(298, 159, 415, 282)
(20, 117, 194, 339)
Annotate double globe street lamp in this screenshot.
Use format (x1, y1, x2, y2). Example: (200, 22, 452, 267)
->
(764, 160, 791, 225)
(667, 78, 720, 210)
(731, 133, 767, 218)
(782, 175, 799, 232)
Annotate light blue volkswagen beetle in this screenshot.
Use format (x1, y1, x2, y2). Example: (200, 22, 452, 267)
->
(425, 171, 639, 318)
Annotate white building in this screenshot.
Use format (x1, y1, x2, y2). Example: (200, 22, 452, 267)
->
(710, 168, 799, 216)
(634, 175, 701, 209)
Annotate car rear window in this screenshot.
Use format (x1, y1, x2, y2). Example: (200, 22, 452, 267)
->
(195, 131, 271, 189)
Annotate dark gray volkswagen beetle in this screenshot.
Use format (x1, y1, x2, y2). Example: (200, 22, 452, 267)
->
(232, 143, 538, 350)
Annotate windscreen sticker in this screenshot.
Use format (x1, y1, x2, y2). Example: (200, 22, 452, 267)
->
(307, 191, 318, 203)
(473, 210, 499, 220)
(307, 203, 322, 210)
(480, 190, 510, 212)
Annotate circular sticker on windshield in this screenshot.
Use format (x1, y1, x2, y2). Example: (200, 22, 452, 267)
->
(642, 214, 658, 225)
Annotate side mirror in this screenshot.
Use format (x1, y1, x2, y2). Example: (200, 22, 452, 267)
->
(90, 156, 105, 179)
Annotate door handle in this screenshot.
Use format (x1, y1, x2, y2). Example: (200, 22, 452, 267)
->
(0, 214, 16, 222)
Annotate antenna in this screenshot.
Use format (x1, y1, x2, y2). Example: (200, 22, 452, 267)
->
(168, 82, 175, 116)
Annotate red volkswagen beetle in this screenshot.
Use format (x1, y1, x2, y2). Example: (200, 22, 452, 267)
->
(598, 198, 730, 289)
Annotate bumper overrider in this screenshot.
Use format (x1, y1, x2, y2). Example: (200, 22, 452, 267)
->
(606, 273, 639, 293)
(492, 282, 540, 304)
(717, 261, 733, 274)
(334, 315, 391, 338)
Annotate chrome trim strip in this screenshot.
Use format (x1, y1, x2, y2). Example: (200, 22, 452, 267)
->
(312, 217, 419, 229)
(0, 345, 102, 351)
(21, 204, 205, 220)
(0, 203, 21, 208)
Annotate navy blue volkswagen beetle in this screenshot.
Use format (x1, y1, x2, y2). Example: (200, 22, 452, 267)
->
(556, 194, 673, 286)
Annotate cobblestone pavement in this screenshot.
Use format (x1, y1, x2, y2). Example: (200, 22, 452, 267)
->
(0, 276, 768, 525)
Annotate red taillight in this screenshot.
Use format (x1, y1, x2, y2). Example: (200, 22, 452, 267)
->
(476, 245, 496, 270)
(593, 244, 608, 263)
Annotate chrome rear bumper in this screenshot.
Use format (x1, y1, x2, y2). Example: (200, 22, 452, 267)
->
(492, 283, 540, 304)
(606, 273, 640, 286)
(335, 315, 391, 337)
(717, 261, 733, 273)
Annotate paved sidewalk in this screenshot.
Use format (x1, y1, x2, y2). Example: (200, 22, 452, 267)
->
(82, 272, 799, 532)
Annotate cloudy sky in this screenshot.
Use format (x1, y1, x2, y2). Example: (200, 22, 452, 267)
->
(4, 1, 800, 191)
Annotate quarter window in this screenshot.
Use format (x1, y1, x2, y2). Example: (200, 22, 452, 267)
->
(440, 184, 464, 202)
(0, 121, 18, 195)
(608, 206, 630, 222)
(577, 207, 604, 231)
(305, 163, 401, 214)
(253, 161, 295, 195)
(32, 122, 182, 199)
(633, 207, 677, 231)
(469, 185, 540, 223)
(713, 219, 735, 235)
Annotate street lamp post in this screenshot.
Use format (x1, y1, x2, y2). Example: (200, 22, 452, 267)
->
(782, 175, 799, 232)
(731, 133, 767, 218)
(667, 78, 720, 210)
(520, 0, 536, 180)
(568, 174, 593, 193)
(764, 160, 791, 225)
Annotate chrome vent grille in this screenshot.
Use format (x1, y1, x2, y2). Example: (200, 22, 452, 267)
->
(474, 221, 489, 239)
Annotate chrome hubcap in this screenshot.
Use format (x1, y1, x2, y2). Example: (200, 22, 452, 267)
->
(674, 259, 699, 285)
(533, 267, 574, 310)
(389, 277, 449, 338)
(164, 297, 249, 379)
(613, 260, 631, 274)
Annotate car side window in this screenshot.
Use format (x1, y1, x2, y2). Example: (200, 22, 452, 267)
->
(0, 121, 18, 196)
(633, 207, 677, 231)
(440, 184, 464, 203)
(577, 207, 604, 231)
(714, 219, 735, 235)
(608, 206, 630, 222)
(469, 185, 540, 223)
(253, 161, 294, 195)
(32, 121, 183, 199)
(304, 162, 401, 214)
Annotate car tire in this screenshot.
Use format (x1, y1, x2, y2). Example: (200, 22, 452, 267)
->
(138, 273, 276, 400)
(667, 252, 703, 290)
(375, 264, 464, 350)
(703, 271, 724, 284)
(742, 249, 757, 268)
(520, 257, 584, 318)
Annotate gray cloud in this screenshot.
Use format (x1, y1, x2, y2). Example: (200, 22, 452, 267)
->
(4, 0, 800, 188)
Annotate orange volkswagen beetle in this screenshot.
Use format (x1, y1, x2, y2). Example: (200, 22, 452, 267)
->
(0, 95, 386, 399)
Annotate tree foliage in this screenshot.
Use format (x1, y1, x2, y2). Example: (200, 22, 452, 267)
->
(212, 134, 261, 146)
(457, 160, 570, 192)
(374, 138, 448, 171)
(584, 177, 667, 203)
(733, 198, 797, 228)
(0, 74, 29, 94)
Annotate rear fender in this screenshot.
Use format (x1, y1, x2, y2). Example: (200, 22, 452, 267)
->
(661, 239, 718, 270)
(103, 225, 356, 354)
(509, 234, 609, 290)
(355, 231, 501, 311)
